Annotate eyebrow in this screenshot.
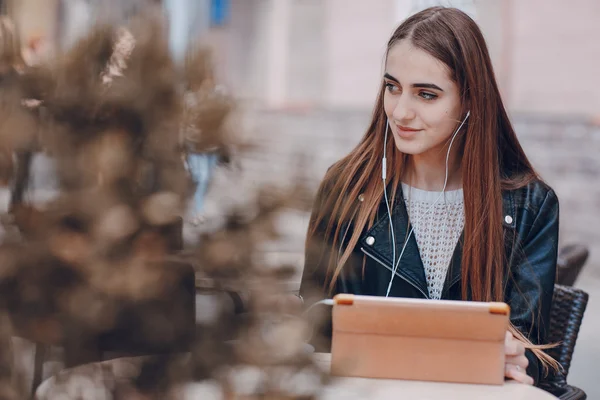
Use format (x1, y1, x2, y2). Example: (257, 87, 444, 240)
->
(384, 73, 444, 92)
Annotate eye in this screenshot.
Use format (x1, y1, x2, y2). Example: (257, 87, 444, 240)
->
(385, 82, 401, 94)
(419, 91, 438, 100)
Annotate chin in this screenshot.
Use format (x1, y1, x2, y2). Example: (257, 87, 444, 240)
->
(392, 139, 428, 155)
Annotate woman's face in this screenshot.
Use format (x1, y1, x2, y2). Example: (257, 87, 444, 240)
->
(383, 40, 463, 158)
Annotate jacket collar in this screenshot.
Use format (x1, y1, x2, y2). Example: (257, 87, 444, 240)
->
(360, 190, 429, 297)
(360, 186, 516, 298)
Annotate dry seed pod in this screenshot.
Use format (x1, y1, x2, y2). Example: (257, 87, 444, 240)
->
(0, 248, 18, 280)
(49, 230, 92, 265)
(94, 204, 139, 242)
(88, 129, 133, 185)
(86, 258, 157, 301)
(0, 9, 328, 397)
(132, 231, 168, 262)
(182, 89, 233, 154)
(58, 286, 117, 331)
(12, 204, 50, 238)
(0, 80, 40, 153)
(184, 45, 214, 92)
(141, 191, 182, 226)
(0, 147, 13, 186)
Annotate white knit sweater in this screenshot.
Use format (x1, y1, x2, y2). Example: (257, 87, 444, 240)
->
(401, 183, 465, 300)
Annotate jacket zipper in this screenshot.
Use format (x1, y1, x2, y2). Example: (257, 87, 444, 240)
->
(360, 247, 429, 299)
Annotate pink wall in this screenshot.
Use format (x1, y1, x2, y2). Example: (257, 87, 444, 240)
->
(224, 0, 599, 118)
(325, 0, 396, 108)
(507, 0, 600, 118)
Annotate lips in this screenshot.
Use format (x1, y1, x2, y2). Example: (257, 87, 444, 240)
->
(395, 124, 422, 139)
(397, 125, 420, 132)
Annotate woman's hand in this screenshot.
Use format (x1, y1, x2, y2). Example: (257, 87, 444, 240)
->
(504, 331, 534, 385)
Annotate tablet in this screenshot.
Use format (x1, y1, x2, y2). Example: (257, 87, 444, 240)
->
(330, 294, 510, 385)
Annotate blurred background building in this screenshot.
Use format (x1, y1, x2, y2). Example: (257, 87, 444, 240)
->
(3, 0, 600, 396)
(220, 0, 600, 119)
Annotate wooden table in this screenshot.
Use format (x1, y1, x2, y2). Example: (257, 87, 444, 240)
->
(311, 353, 557, 400)
(36, 353, 558, 399)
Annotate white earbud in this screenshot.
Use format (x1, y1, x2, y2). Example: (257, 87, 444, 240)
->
(382, 120, 389, 181)
(382, 111, 470, 297)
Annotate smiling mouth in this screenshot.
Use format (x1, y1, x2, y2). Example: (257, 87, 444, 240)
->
(394, 124, 422, 139)
(397, 125, 421, 132)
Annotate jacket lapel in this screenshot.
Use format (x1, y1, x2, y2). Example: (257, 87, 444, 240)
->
(441, 232, 464, 298)
(441, 190, 517, 297)
(361, 187, 517, 299)
(361, 189, 429, 298)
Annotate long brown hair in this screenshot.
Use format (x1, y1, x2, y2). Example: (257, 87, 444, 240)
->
(307, 7, 558, 371)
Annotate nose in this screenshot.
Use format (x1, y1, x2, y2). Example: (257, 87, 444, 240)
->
(392, 95, 416, 122)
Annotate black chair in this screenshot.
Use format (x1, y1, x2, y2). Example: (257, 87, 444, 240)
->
(539, 284, 588, 399)
(556, 245, 589, 287)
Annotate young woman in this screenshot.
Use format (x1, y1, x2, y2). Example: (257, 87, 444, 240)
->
(300, 7, 559, 386)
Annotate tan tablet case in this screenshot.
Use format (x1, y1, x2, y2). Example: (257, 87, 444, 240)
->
(331, 294, 509, 385)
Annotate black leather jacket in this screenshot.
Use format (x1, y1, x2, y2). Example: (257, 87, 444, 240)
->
(300, 172, 559, 386)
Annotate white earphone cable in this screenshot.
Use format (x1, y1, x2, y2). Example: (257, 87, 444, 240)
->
(383, 111, 470, 297)
(382, 122, 397, 290)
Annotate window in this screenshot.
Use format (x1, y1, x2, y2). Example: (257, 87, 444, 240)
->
(210, 0, 230, 27)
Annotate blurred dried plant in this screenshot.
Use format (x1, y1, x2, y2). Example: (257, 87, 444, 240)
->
(0, 10, 328, 400)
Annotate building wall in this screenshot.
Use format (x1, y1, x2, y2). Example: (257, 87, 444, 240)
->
(508, 0, 600, 118)
(225, 0, 600, 119)
(227, 0, 282, 104)
(324, 0, 396, 108)
(287, 0, 326, 105)
(9, 0, 600, 119)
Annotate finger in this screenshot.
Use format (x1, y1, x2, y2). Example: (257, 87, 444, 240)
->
(283, 294, 304, 313)
(505, 365, 534, 385)
(507, 370, 534, 385)
(506, 355, 529, 369)
(505, 364, 534, 385)
(286, 294, 303, 308)
(505, 338, 525, 356)
(505, 331, 513, 342)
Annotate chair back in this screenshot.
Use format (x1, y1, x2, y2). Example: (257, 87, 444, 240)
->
(556, 245, 589, 286)
(540, 284, 588, 395)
